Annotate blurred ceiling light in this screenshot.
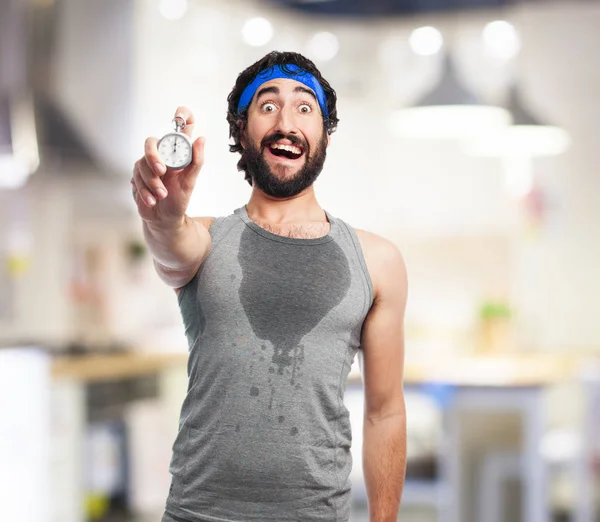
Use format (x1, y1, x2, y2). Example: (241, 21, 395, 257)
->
(0, 94, 39, 190)
(390, 55, 511, 140)
(466, 84, 570, 199)
(466, 84, 571, 157)
(306, 32, 339, 62)
(409, 26, 443, 56)
(482, 20, 521, 60)
(242, 17, 274, 47)
(158, 0, 188, 21)
(0, 156, 30, 189)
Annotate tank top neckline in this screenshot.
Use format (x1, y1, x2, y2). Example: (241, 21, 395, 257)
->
(234, 205, 337, 245)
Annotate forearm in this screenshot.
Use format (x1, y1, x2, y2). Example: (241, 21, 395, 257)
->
(362, 411, 407, 522)
(143, 215, 210, 287)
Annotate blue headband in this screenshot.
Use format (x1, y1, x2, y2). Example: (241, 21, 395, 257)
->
(237, 64, 329, 118)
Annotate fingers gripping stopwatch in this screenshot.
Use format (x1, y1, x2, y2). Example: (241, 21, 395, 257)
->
(157, 116, 193, 170)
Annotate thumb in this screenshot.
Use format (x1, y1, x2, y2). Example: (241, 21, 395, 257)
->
(182, 136, 205, 188)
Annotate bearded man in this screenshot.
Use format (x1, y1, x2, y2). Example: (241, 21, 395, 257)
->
(131, 51, 408, 522)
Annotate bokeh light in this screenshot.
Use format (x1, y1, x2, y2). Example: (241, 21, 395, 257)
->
(306, 32, 340, 62)
(409, 26, 444, 56)
(158, 0, 188, 21)
(242, 17, 274, 47)
(482, 20, 521, 60)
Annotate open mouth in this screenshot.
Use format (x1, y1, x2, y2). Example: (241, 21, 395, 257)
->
(267, 142, 304, 161)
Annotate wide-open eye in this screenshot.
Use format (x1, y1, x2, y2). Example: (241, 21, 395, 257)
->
(261, 102, 277, 112)
(298, 103, 312, 114)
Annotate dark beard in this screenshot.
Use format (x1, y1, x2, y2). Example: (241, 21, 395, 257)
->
(243, 131, 327, 198)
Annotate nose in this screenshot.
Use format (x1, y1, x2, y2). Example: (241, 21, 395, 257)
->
(274, 105, 299, 136)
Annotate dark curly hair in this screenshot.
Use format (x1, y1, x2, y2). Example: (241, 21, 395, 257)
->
(226, 51, 339, 185)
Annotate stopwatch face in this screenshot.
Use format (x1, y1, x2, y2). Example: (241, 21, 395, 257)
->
(157, 132, 193, 169)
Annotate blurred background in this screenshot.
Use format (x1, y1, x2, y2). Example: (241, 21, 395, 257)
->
(1, 0, 599, 521)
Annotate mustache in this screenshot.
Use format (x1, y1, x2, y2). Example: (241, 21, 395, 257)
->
(261, 132, 307, 150)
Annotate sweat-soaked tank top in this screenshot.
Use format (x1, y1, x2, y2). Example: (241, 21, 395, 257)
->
(163, 205, 374, 522)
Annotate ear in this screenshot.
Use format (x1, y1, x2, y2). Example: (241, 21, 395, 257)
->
(326, 133, 331, 148)
(237, 119, 247, 149)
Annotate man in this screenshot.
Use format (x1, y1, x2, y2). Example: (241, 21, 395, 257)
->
(131, 51, 407, 522)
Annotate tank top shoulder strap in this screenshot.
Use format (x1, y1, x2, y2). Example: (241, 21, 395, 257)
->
(325, 213, 375, 308)
(207, 213, 240, 248)
(179, 213, 240, 302)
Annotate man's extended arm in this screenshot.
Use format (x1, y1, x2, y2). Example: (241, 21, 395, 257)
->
(144, 216, 212, 288)
(359, 238, 408, 522)
(132, 106, 211, 289)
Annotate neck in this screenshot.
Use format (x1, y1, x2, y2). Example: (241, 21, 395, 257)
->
(246, 186, 326, 224)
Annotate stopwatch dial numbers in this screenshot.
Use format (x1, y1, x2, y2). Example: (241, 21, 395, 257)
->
(158, 135, 192, 169)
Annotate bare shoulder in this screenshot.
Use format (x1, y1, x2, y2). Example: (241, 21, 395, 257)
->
(354, 228, 407, 302)
(191, 216, 216, 230)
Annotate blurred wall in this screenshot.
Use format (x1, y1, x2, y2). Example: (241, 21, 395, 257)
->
(51, 0, 136, 174)
(509, 5, 600, 350)
(0, 0, 598, 355)
(0, 180, 72, 344)
(128, 0, 599, 352)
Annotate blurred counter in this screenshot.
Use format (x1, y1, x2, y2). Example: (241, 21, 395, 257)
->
(401, 353, 587, 387)
(51, 350, 590, 386)
(51, 352, 188, 382)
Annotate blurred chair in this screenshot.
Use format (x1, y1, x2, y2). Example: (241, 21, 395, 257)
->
(478, 451, 522, 522)
(476, 359, 600, 522)
(573, 359, 600, 522)
(346, 382, 446, 512)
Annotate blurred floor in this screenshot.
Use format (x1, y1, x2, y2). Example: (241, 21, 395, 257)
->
(100, 504, 437, 521)
(106, 505, 589, 522)
(95, 508, 589, 522)
(351, 503, 437, 521)
(107, 505, 438, 522)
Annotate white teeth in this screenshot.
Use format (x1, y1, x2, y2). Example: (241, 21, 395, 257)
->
(271, 143, 302, 155)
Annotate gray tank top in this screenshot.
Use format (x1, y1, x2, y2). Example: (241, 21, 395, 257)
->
(164, 205, 374, 522)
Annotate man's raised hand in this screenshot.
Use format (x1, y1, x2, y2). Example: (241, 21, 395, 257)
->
(131, 106, 205, 224)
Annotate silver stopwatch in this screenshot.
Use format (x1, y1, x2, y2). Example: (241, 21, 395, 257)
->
(157, 116, 193, 170)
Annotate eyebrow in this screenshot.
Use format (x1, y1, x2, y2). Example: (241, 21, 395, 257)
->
(254, 85, 318, 104)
